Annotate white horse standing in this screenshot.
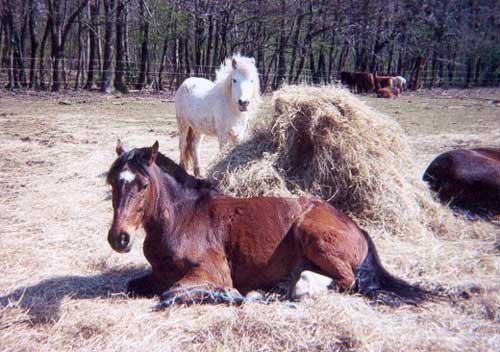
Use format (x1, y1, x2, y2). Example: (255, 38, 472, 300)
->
(393, 76, 407, 91)
(175, 54, 261, 176)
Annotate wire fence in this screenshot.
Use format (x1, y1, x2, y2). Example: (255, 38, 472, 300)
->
(1, 58, 499, 92)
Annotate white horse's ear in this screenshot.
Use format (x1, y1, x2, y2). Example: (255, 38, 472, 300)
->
(148, 141, 159, 165)
(250, 57, 255, 65)
(232, 58, 237, 69)
(116, 139, 126, 155)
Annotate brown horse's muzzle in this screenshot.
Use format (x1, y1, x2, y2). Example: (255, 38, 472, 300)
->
(108, 230, 133, 253)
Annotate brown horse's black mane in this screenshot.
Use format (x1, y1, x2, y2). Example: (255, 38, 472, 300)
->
(108, 147, 214, 191)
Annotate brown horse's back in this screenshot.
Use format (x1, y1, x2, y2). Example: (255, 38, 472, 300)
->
(209, 196, 306, 293)
(208, 196, 368, 293)
(472, 148, 500, 162)
(423, 148, 500, 216)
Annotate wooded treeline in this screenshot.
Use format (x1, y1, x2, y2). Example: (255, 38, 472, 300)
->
(1, 0, 499, 93)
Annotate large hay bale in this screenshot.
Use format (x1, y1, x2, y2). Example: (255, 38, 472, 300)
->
(208, 85, 489, 238)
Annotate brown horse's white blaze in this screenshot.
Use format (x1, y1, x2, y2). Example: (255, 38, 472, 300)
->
(106, 141, 434, 307)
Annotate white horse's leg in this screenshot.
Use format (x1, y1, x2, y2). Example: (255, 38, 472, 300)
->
(191, 133, 204, 177)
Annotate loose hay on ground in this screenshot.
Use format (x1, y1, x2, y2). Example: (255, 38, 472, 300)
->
(208, 85, 493, 240)
(1, 92, 498, 352)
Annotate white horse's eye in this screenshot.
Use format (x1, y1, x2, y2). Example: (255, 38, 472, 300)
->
(232, 79, 237, 83)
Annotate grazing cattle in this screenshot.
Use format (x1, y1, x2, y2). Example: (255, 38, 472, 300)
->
(393, 76, 407, 91)
(374, 76, 393, 90)
(376, 88, 394, 98)
(175, 54, 261, 177)
(291, 271, 333, 300)
(106, 141, 433, 308)
(423, 148, 500, 217)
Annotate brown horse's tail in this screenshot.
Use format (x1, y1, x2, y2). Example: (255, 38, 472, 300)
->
(353, 230, 435, 306)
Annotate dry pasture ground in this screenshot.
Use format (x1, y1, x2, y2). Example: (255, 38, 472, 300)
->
(0, 88, 499, 351)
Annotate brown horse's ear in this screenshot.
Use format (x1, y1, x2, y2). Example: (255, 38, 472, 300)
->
(232, 58, 237, 69)
(148, 141, 159, 165)
(116, 139, 126, 155)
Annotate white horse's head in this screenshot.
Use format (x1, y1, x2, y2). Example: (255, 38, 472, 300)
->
(216, 54, 261, 113)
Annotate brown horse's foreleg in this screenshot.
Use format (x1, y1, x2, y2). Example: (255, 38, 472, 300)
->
(155, 253, 236, 309)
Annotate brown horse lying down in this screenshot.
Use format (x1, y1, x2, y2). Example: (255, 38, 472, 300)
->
(376, 88, 394, 98)
(106, 141, 432, 308)
(423, 148, 500, 217)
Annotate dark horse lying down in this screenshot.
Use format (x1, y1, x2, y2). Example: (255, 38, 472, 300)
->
(106, 141, 432, 308)
(423, 148, 500, 218)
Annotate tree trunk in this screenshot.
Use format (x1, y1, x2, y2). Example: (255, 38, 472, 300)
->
(211, 18, 221, 78)
(184, 37, 191, 77)
(85, 0, 100, 90)
(38, 17, 50, 90)
(193, 3, 204, 76)
(47, 0, 89, 91)
(204, 13, 213, 71)
(288, 9, 304, 84)
(429, 50, 439, 89)
(327, 27, 336, 83)
(411, 56, 425, 91)
(273, 0, 287, 90)
(101, 0, 116, 93)
(337, 41, 350, 74)
(135, 0, 149, 90)
(28, 0, 38, 88)
(74, 5, 84, 90)
(114, 0, 128, 93)
(158, 36, 169, 91)
(294, 2, 314, 83)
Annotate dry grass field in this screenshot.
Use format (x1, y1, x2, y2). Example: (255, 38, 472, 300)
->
(0, 88, 499, 351)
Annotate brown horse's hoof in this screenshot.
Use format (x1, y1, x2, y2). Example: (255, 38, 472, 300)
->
(154, 286, 248, 310)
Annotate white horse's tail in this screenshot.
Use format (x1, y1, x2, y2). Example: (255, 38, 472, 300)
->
(182, 126, 195, 170)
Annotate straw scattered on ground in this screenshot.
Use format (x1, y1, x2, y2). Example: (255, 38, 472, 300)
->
(0, 90, 499, 351)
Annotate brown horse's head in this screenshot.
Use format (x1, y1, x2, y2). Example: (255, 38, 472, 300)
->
(106, 140, 159, 253)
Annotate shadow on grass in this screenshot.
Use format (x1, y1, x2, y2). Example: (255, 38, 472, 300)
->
(0, 267, 149, 324)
